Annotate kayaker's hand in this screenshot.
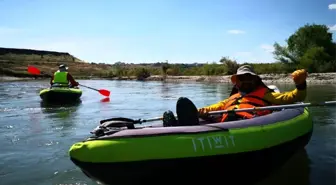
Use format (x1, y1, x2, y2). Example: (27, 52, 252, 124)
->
(198, 108, 209, 117)
(291, 69, 308, 85)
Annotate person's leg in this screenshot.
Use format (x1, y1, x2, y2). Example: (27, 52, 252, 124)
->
(163, 97, 201, 127)
(162, 110, 178, 127)
(176, 97, 199, 126)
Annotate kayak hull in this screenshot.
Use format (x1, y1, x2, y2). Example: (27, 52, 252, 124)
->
(69, 107, 313, 185)
(39, 87, 82, 103)
(71, 132, 312, 185)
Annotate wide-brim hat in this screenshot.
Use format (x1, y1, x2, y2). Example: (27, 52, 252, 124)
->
(231, 65, 257, 84)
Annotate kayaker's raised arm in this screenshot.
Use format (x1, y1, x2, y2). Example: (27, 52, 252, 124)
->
(264, 84, 307, 105)
(263, 69, 307, 105)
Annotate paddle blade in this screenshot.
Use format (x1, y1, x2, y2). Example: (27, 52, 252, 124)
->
(100, 97, 110, 102)
(27, 66, 41, 75)
(99, 89, 110, 97)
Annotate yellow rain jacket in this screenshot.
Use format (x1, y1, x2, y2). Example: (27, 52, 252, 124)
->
(199, 83, 307, 122)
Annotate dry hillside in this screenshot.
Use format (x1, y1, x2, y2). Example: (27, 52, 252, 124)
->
(0, 47, 113, 78)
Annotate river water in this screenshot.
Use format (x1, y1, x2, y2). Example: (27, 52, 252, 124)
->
(0, 80, 335, 185)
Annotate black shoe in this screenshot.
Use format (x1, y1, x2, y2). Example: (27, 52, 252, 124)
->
(176, 97, 199, 126)
(163, 110, 178, 127)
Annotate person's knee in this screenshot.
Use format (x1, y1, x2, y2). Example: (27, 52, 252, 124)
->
(163, 110, 178, 127)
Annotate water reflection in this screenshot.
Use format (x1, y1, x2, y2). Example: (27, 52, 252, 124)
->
(257, 149, 311, 185)
(160, 82, 171, 99)
(274, 84, 336, 125)
(100, 97, 110, 103)
(1, 80, 335, 185)
(196, 82, 233, 107)
(40, 100, 81, 119)
(40, 100, 82, 109)
(40, 101, 81, 136)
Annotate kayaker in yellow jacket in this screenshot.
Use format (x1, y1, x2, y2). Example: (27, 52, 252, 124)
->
(50, 64, 79, 88)
(162, 65, 308, 126)
(197, 65, 308, 123)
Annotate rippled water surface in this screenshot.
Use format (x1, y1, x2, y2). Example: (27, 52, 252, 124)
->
(0, 80, 335, 185)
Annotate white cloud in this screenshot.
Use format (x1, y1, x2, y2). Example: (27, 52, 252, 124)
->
(328, 4, 336, 10)
(328, 24, 336, 31)
(260, 44, 274, 53)
(227, 29, 246, 34)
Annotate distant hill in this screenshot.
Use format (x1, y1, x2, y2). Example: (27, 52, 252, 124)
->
(0, 47, 83, 63)
(0, 47, 114, 78)
(0, 47, 207, 79)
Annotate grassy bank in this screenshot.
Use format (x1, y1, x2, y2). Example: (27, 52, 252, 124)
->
(0, 47, 117, 79)
(0, 46, 330, 80)
(1, 46, 335, 84)
(144, 73, 336, 84)
(1, 24, 335, 82)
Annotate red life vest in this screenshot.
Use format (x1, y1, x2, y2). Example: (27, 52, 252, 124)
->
(220, 86, 273, 122)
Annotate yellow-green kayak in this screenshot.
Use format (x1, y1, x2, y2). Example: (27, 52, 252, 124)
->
(39, 87, 82, 103)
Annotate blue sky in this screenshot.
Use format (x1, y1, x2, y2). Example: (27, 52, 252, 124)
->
(0, 0, 335, 64)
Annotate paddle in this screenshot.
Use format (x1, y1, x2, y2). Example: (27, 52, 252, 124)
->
(78, 84, 110, 97)
(27, 66, 41, 75)
(99, 100, 336, 128)
(27, 66, 110, 97)
(208, 101, 336, 114)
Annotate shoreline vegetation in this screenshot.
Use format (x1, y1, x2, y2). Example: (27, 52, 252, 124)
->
(1, 72, 335, 84)
(1, 24, 335, 84)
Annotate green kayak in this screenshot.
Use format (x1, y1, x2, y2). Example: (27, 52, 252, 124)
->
(69, 108, 313, 185)
(39, 87, 82, 103)
(68, 85, 313, 185)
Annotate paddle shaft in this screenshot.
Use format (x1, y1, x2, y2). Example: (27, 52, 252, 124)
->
(79, 84, 99, 91)
(208, 101, 336, 114)
(137, 101, 336, 123)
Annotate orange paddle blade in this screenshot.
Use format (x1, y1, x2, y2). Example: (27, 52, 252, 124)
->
(99, 89, 110, 97)
(27, 66, 41, 75)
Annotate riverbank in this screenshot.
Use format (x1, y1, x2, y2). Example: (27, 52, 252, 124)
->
(0, 75, 94, 82)
(1, 72, 335, 84)
(0, 76, 34, 82)
(115, 72, 336, 84)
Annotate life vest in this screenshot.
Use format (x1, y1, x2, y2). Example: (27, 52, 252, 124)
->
(52, 71, 68, 86)
(220, 86, 273, 122)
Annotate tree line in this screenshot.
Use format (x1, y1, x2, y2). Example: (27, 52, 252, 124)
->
(3, 23, 333, 80)
(102, 24, 335, 80)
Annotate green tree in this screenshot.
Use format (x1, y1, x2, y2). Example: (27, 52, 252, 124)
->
(273, 24, 336, 72)
(287, 24, 335, 58)
(300, 47, 334, 72)
(135, 68, 150, 80)
(219, 57, 240, 75)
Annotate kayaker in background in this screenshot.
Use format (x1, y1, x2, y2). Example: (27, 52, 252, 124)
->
(50, 64, 79, 88)
(162, 65, 308, 126)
